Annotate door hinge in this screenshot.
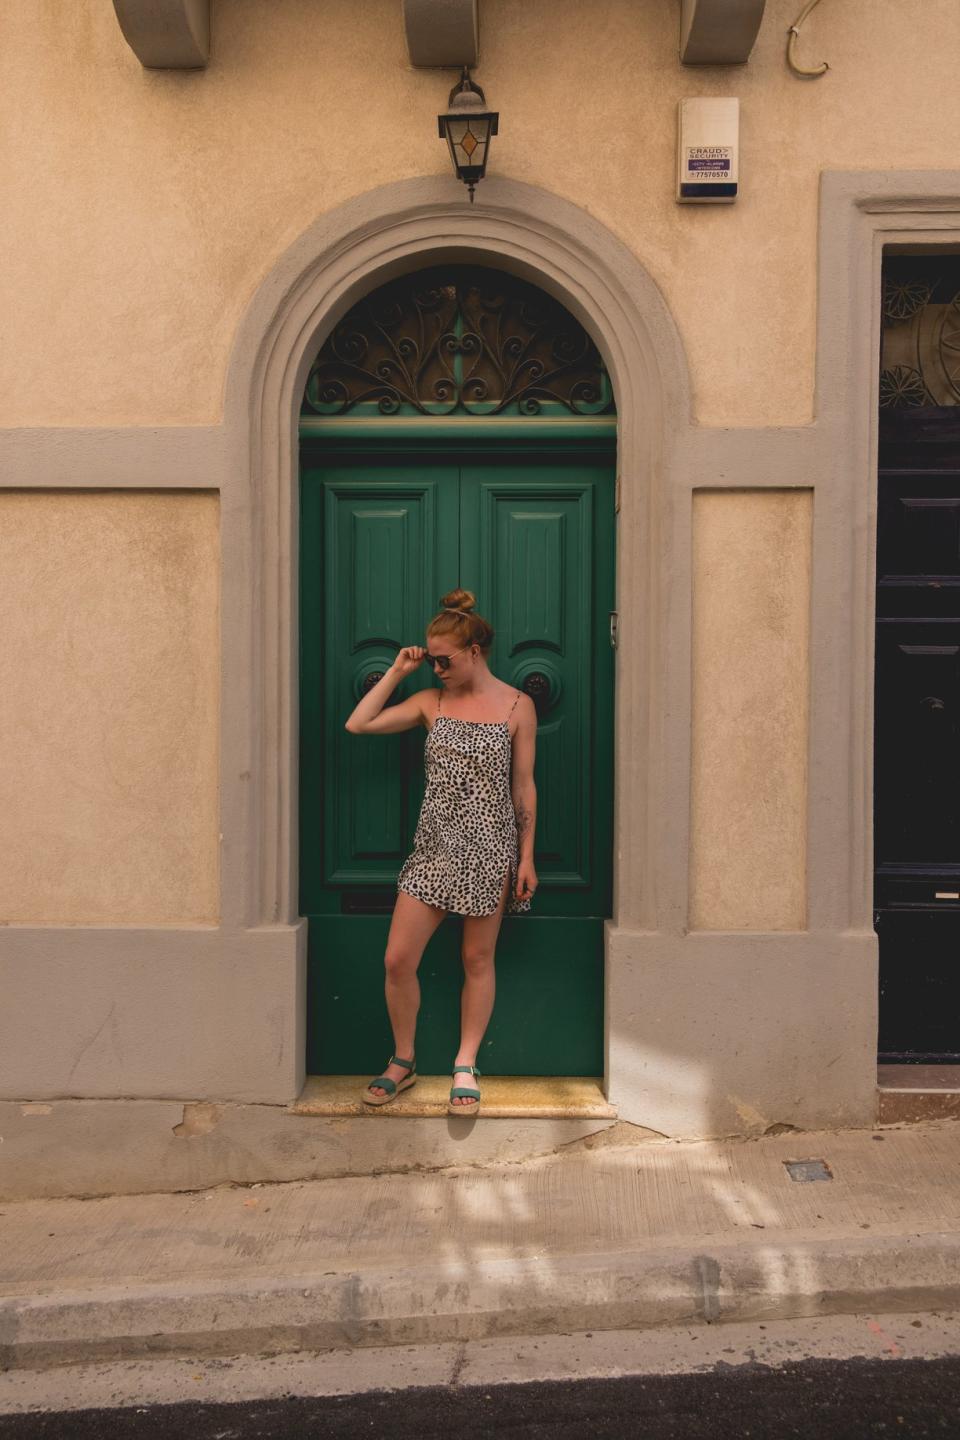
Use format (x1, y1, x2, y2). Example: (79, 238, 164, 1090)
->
(609, 611, 619, 648)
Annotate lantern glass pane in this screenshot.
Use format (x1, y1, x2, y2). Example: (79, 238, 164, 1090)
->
(444, 124, 460, 173)
(445, 117, 489, 174)
(458, 134, 487, 167)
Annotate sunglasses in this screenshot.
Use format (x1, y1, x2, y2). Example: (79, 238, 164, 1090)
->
(423, 644, 470, 672)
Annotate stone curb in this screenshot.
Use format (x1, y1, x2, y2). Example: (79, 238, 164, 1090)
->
(3, 1230, 960, 1372)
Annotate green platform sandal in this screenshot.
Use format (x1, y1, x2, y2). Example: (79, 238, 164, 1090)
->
(448, 1062, 481, 1116)
(363, 1054, 416, 1107)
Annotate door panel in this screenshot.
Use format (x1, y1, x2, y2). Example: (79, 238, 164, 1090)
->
(301, 466, 459, 914)
(300, 440, 615, 1076)
(460, 466, 613, 912)
(874, 620, 960, 864)
(308, 916, 604, 1077)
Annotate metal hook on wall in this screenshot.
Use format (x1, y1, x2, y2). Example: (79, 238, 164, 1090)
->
(787, 0, 829, 78)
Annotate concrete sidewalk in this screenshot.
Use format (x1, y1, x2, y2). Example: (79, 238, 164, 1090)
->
(2, 1119, 959, 1371)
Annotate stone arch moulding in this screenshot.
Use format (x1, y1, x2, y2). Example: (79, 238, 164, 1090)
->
(220, 177, 693, 948)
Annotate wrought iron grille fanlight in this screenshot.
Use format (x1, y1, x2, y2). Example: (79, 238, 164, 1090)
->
(301, 266, 615, 419)
(880, 255, 960, 409)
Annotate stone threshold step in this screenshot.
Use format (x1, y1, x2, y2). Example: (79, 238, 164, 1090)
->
(877, 1064, 960, 1124)
(289, 1074, 616, 1119)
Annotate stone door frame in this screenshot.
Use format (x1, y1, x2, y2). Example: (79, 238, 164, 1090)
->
(223, 178, 686, 935)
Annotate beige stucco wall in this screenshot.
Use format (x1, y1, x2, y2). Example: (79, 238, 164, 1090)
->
(1, 0, 959, 430)
(0, 491, 219, 924)
(2, 2, 949, 937)
(689, 489, 812, 930)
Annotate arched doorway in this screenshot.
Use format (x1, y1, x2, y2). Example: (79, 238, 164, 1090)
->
(298, 265, 617, 1077)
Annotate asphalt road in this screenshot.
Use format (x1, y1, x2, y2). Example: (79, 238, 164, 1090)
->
(1, 1355, 959, 1439)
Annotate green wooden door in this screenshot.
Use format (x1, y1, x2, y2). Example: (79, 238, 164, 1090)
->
(300, 436, 615, 1076)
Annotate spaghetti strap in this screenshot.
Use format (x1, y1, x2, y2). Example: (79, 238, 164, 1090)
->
(437, 688, 443, 713)
(506, 689, 521, 720)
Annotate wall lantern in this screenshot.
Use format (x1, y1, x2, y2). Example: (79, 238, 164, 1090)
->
(438, 68, 499, 203)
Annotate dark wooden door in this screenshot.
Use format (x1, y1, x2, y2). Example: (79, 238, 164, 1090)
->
(875, 408, 960, 1061)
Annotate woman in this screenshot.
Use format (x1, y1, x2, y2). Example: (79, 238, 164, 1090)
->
(344, 589, 538, 1116)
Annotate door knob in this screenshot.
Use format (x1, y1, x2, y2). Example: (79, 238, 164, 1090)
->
(522, 671, 552, 714)
(354, 665, 401, 706)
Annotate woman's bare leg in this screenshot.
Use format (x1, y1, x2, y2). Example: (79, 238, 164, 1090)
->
(451, 868, 511, 1105)
(367, 891, 446, 1097)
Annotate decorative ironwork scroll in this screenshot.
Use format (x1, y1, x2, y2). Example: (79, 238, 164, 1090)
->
(302, 266, 614, 418)
(880, 256, 960, 409)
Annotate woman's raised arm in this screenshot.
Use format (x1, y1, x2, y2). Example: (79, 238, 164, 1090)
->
(344, 647, 430, 735)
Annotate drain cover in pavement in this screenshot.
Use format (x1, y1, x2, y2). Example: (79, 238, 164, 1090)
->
(784, 1158, 833, 1182)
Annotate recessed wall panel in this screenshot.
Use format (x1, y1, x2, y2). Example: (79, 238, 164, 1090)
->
(689, 488, 812, 931)
(0, 490, 220, 924)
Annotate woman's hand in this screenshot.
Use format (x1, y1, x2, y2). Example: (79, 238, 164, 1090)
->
(515, 859, 538, 904)
(391, 645, 427, 678)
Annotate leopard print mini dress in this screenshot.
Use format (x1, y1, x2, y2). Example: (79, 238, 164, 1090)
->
(396, 687, 531, 917)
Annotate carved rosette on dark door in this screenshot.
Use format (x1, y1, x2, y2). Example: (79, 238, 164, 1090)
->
(880, 259, 960, 410)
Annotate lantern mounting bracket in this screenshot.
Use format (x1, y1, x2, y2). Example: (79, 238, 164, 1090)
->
(437, 68, 499, 203)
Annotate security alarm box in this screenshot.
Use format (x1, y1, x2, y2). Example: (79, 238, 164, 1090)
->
(677, 97, 739, 203)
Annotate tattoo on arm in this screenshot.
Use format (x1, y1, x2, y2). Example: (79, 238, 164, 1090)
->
(515, 802, 533, 841)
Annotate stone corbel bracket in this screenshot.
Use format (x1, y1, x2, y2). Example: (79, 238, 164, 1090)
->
(680, 0, 766, 64)
(403, 0, 479, 67)
(113, 0, 210, 69)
